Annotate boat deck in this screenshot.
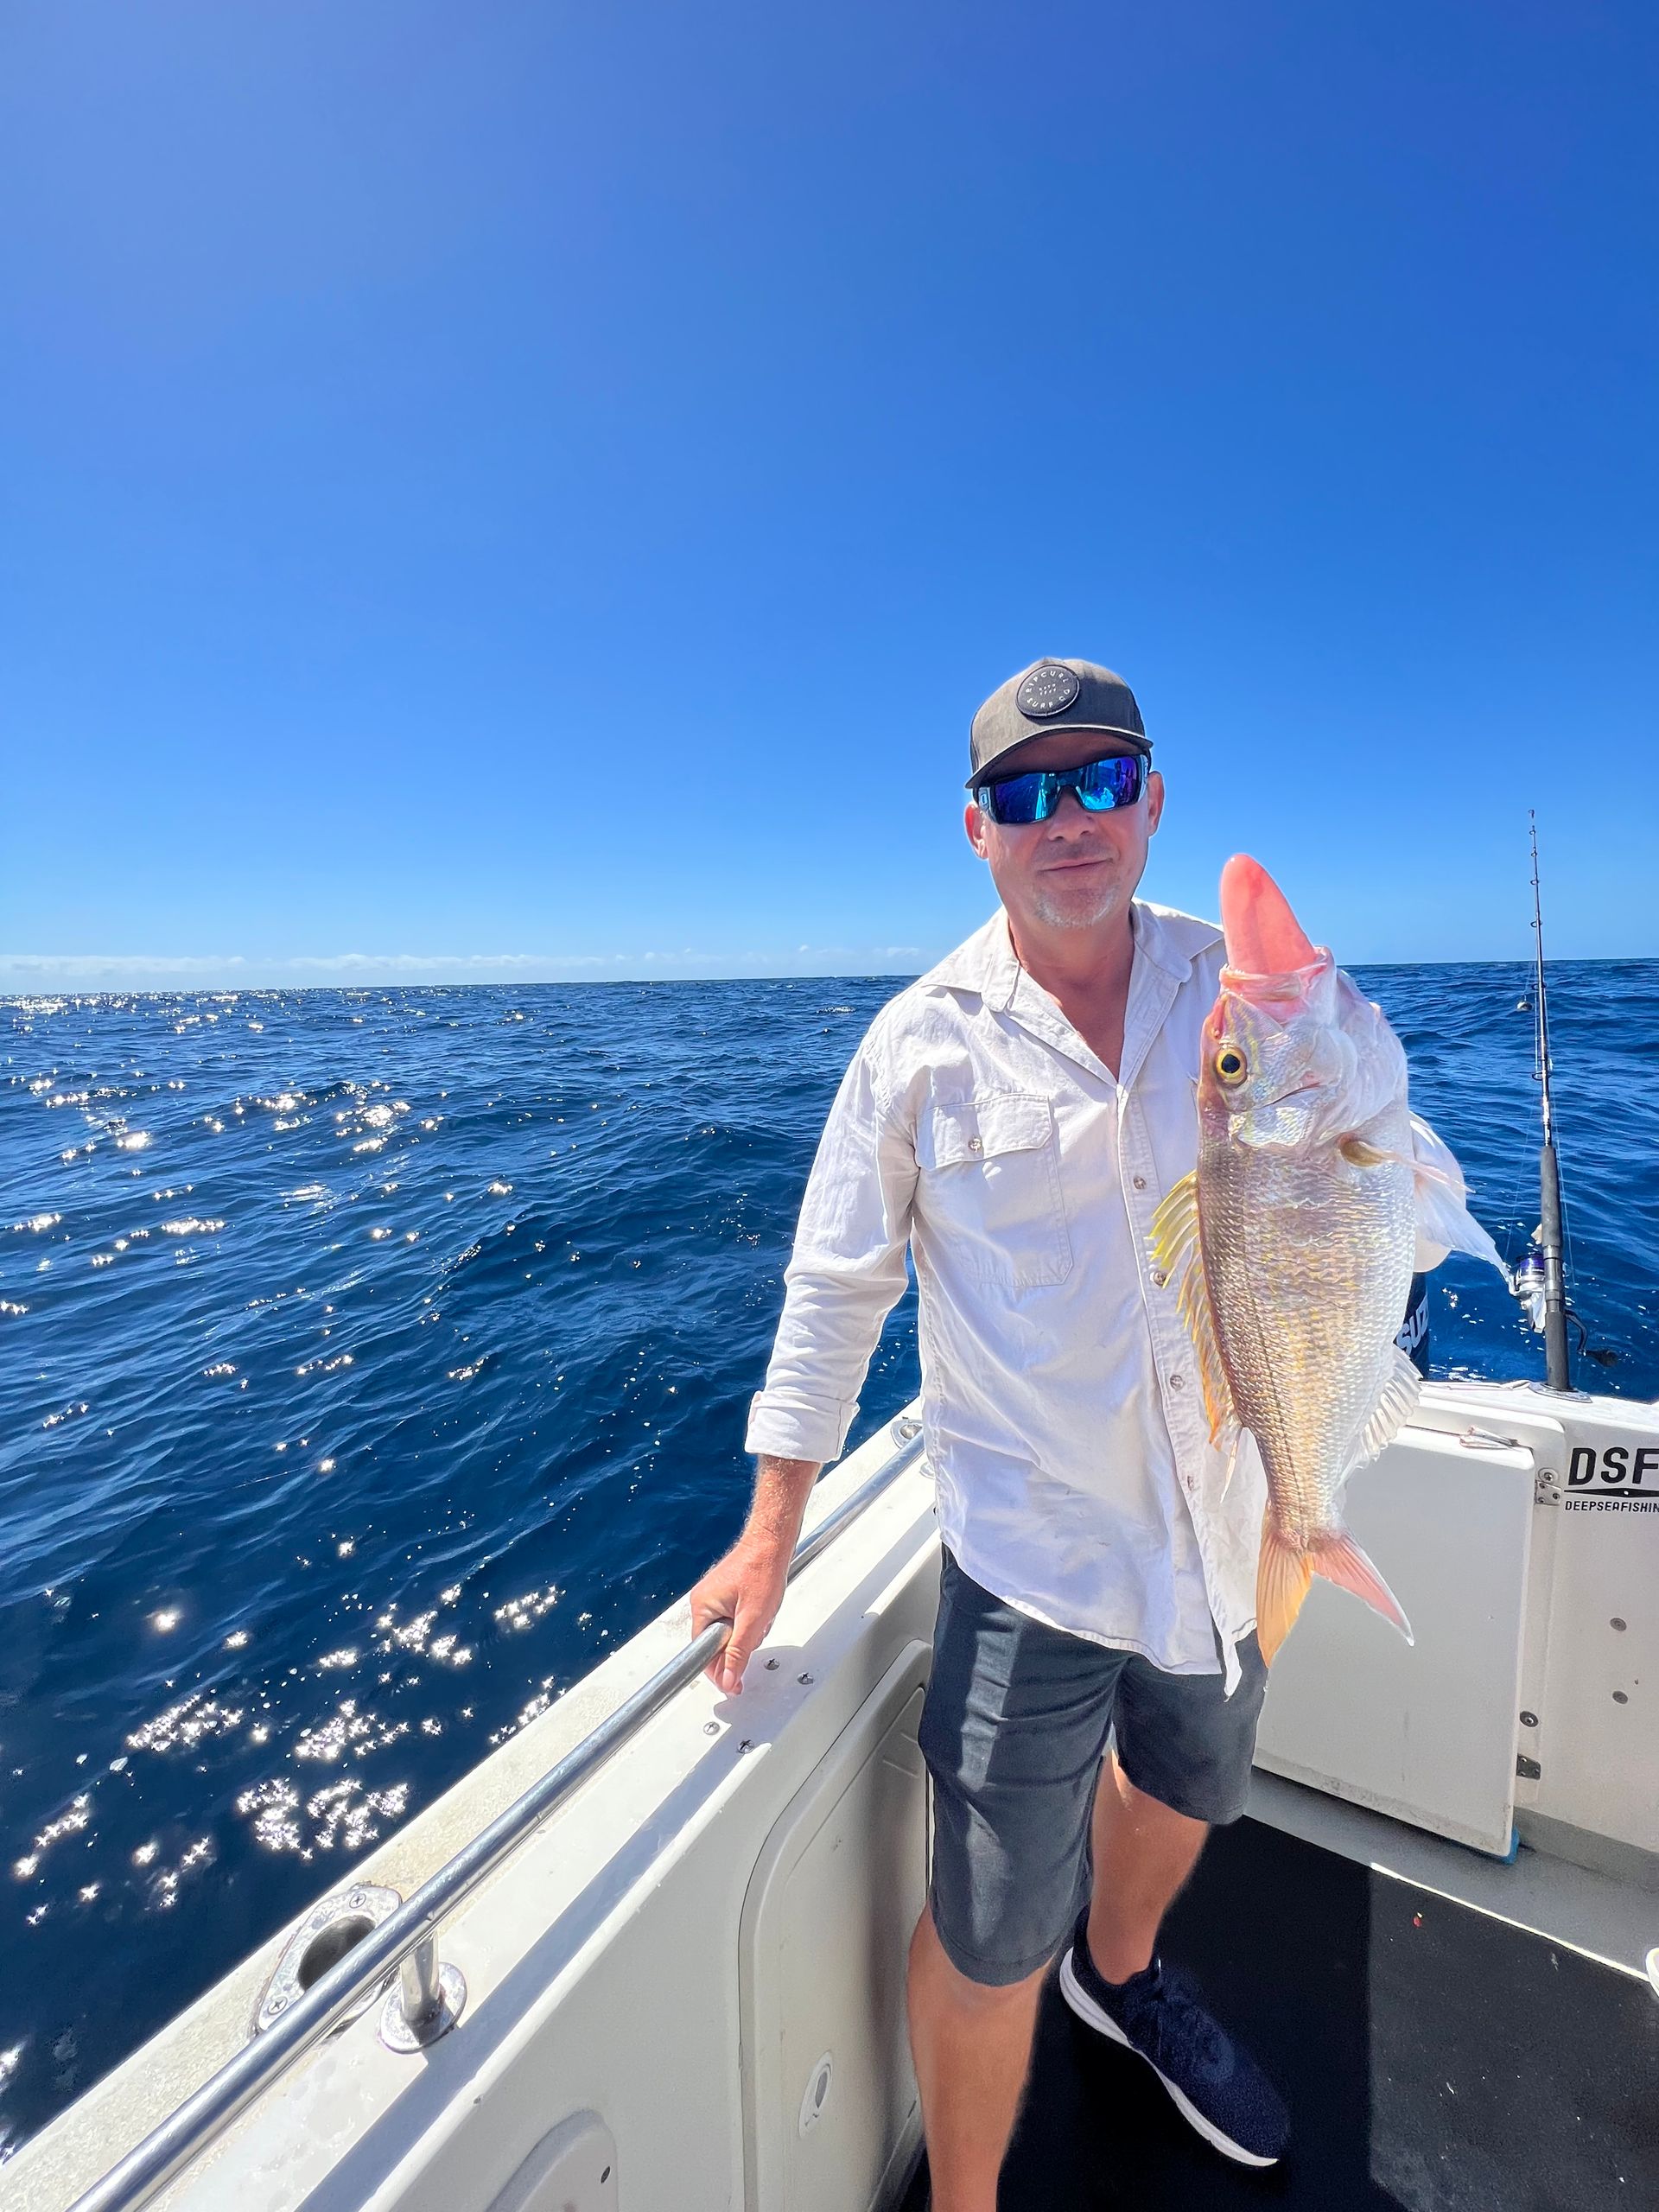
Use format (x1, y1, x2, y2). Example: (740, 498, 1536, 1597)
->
(901, 1813, 1659, 2209)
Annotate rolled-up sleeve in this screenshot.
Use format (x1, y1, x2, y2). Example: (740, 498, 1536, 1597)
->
(744, 1034, 918, 1465)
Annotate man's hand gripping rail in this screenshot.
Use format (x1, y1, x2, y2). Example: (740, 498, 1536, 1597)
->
(687, 1454, 820, 1694)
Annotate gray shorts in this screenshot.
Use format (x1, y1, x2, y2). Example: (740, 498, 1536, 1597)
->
(918, 1548, 1268, 1986)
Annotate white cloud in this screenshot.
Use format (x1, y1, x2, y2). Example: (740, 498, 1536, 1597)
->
(0, 944, 935, 992)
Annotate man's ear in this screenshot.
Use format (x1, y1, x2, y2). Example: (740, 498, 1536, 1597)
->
(1145, 769, 1165, 836)
(964, 802, 991, 859)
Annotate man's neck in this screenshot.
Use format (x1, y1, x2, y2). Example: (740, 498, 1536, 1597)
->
(1006, 905, 1138, 1076)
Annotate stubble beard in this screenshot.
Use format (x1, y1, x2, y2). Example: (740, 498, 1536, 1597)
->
(1026, 866, 1126, 932)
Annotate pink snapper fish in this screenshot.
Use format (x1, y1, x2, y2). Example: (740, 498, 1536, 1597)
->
(1153, 855, 1507, 1663)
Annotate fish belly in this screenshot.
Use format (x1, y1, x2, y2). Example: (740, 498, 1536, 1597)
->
(1198, 1128, 1416, 1547)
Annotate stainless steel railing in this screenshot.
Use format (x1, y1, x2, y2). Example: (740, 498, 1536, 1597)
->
(70, 1413, 927, 2212)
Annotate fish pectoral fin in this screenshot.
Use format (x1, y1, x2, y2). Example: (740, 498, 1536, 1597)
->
(1339, 1131, 1468, 1199)
(1357, 1344, 1422, 1462)
(1149, 1173, 1240, 1449)
(1255, 1521, 1313, 1665)
(1338, 1134, 1459, 1181)
(1338, 1133, 1460, 1187)
(1338, 1134, 1410, 1169)
(1310, 1531, 1413, 1645)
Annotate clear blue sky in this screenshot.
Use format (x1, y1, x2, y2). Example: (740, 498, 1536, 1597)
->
(2, 2, 1653, 987)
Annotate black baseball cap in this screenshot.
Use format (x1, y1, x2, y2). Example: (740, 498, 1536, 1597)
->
(967, 658, 1149, 790)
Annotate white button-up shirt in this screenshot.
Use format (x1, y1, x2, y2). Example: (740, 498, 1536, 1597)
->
(746, 899, 1267, 1686)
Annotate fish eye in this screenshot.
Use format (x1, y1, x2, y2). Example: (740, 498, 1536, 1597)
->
(1215, 1046, 1248, 1085)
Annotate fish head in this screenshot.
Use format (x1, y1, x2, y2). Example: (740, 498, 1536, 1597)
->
(1199, 855, 1407, 1150)
(1199, 981, 1349, 1149)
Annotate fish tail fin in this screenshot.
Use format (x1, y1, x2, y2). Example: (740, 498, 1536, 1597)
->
(1256, 1519, 1313, 1666)
(1256, 1522, 1414, 1663)
(1310, 1529, 1414, 1646)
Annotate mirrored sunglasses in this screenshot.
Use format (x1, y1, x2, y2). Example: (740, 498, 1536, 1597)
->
(973, 753, 1147, 826)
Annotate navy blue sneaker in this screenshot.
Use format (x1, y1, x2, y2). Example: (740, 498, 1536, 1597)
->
(1058, 1909, 1289, 2167)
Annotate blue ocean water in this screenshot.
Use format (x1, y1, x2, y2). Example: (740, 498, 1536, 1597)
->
(2, 963, 1655, 2152)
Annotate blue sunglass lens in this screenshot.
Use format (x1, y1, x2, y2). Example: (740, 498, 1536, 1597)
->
(1073, 756, 1146, 810)
(978, 771, 1047, 823)
(977, 753, 1145, 824)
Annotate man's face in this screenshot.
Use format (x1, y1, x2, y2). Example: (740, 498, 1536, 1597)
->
(964, 733, 1164, 936)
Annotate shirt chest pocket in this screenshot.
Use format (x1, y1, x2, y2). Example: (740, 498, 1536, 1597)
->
(915, 1090, 1073, 1290)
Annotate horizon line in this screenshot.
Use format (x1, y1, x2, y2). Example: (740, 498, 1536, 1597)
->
(2, 949, 1649, 1003)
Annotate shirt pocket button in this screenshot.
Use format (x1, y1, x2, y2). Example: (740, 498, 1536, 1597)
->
(1132, 1174, 1147, 1190)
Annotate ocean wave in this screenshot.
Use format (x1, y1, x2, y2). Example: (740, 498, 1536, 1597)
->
(0, 964, 1652, 2149)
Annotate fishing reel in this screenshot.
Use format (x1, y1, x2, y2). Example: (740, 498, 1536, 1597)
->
(1512, 1243, 1614, 1365)
(1512, 1249, 1548, 1335)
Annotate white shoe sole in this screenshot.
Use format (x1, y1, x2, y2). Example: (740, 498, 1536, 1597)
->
(1057, 1949, 1281, 2169)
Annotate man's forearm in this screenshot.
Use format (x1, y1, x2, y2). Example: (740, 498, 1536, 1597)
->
(743, 1455, 820, 1556)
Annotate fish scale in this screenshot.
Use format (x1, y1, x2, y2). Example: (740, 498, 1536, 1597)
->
(1198, 1111, 1416, 1551)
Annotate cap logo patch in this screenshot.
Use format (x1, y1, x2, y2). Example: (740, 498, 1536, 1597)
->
(1015, 663, 1082, 719)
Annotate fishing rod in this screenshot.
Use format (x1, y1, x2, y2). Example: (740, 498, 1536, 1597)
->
(1521, 812, 1573, 1391)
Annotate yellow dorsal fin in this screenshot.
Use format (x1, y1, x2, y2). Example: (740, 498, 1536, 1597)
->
(1149, 1171, 1238, 1450)
(1149, 1168, 1198, 1272)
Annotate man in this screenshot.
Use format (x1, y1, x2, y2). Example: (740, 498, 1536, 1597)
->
(689, 658, 1344, 2202)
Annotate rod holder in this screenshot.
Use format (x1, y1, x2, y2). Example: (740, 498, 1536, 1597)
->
(378, 1937, 466, 2053)
(1540, 1142, 1573, 1394)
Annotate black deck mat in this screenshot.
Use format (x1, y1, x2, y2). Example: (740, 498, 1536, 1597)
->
(902, 1815, 1659, 2212)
